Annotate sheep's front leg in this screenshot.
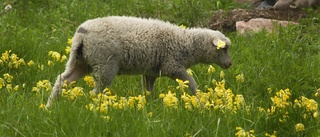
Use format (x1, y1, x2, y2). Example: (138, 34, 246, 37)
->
(162, 65, 198, 95)
(143, 75, 157, 92)
(174, 72, 197, 95)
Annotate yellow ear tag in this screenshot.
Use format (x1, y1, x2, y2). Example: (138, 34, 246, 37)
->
(217, 39, 226, 49)
(179, 24, 186, 29)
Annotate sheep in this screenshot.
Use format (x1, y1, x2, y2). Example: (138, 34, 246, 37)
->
(46, 16, 232, 107)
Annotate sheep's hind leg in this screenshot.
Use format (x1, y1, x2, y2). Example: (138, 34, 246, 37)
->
(46, 64, 89, 107)
(92, 63, 119, 94)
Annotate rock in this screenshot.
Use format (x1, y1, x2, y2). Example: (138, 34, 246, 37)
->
(236, 18, 299, 34)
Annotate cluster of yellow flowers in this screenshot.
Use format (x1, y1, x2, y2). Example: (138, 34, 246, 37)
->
(159, 90, 179, 109)
(236, 73, 245, 83)
(47, 38, 72, 66)
(0, 73, 21, 92)
(0, 50, 26, 68)
(294, 96, 319, 118)
(0, 50, 50, 72)
(83, 76, 95, 88)
(270, 88, 291, 111)
(61, 81, 85, 100)
(265, 131, 277, 137)
(158, 76, 246, 113)
(86, 89, 146, 111)
(294, 123, 305, 132)
(48, 51, 68, 63)
(235, 127, 255, 137)
(265, 88, 291, 122)
(85, 88, 147, 122)
(32, 80, 52, 95)
(258, 88, 320, 124)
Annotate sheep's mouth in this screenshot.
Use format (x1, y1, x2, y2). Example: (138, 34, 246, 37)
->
(221, 65, 231, 69)
(219, 62, 232, 69)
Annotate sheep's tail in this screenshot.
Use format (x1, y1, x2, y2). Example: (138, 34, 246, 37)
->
(69, 32, 85, 63)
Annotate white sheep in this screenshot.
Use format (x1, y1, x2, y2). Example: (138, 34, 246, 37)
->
(46, 16, 232, 107)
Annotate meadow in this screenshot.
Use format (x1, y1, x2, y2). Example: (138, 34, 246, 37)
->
(1, 0, 320, 136)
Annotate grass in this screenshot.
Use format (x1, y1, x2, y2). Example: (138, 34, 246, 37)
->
(1, 0, 320, 136)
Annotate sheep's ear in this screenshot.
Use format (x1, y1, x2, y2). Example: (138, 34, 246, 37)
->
(213, 38, 219, 46)
(213, 39, 226, 49)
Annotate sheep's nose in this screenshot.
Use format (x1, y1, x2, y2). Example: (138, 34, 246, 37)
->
(224, 61, 232, 69)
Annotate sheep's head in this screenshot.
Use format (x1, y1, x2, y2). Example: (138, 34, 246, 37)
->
(201, 30, 232, 69)
(213, 37, 232, 69)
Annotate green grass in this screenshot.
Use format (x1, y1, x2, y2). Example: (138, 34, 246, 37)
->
(1, 0, 320, 136)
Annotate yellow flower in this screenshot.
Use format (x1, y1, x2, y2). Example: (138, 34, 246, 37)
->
(216, 39, 226, 49)
(39, 103, 46, 109)
(10, 53, 18, 61)
(207, 65, 216, 74)
(313, 111, 319, 118)
(176, 79, 189, 91)
(186, 69, 193, 76)
(65, 46, 71, 54)
(63, 87, 84, 100)
(236, 73, 244, 83)
(135, 95, 146, 110)
(315, 88, 320, 97)
(265, 131, 277, 137)
(190, 95, 200, 108)
(17, 58, 26, 67)
(220, 71, 225, 79)
(148, 112, 153, 118)
(295, 123, 305, 132)
(235, 127, 255, 137)
(162, 90, 178, 108)
(48, 60, 54, 66)
(48, 51, 61, 62)
(159, 93, 165, 98)
(6, 84, 12, 92)
(32, 80, 52, 95)
(3, 73, 13, 83)
(269, 88, 291, 114)
(0, 78, 5, 89)
(102, 115, 110, 122)
(68, 38, 73, 46)
(179, 24, 186, 29)
(1, 50, 10, 63)
(234, 94, 245, 110)
(13, 85, 19, 91)
(38, 64, 44, 70)
(294, 96, 319, 118)
(60, 55, 68, 62)
(84, 76, 95, 87)
(27, 60, 35, 66)
(128, 97, 136, 108)
(85, 103, 95, 111)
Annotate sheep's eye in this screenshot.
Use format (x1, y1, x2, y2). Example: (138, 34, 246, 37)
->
(223, 48, 228, 52)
